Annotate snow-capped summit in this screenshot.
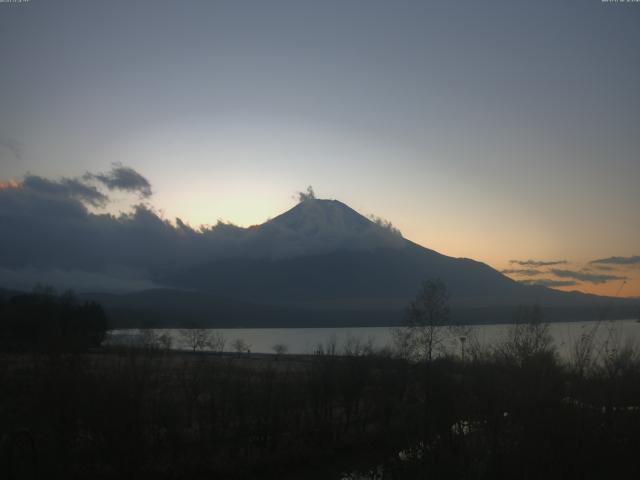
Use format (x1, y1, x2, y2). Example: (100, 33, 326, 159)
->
(269, 198, 373, 234)
(248, 196, 405, 259)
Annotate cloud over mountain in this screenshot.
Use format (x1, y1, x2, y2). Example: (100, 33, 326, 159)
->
(0, 169, 404, 291)
(22, 175, 110, 207)
(2, 167, 635, 299)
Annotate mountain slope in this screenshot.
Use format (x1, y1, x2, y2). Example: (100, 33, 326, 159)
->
(162, 198, 635, 316)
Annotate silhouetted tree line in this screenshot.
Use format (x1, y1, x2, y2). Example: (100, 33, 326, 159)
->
(0, 286, 107, 352)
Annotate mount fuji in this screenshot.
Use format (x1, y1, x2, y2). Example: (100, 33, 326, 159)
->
(85, 196, 635, 328)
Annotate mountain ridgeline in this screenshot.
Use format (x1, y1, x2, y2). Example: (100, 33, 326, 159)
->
(80, 198, 636, 328)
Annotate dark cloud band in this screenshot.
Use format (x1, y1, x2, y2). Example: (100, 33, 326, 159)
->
(551, 269, 626, 285)
(509, 259, 567, 267)
(590, 255, 640, 266)
(23, 175, 109, 207)
(519, 279, 578, 288)
(501, 268, 543, 277)
(88, 163, 152, 198)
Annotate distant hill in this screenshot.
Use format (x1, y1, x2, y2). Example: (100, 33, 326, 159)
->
(80, 287, 635, 329)
(79, 289, 400, 329)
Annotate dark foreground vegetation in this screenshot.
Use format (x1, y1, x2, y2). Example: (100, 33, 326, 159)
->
(1, 286, 640, 479)
(1, 339, 640, 479)
(0, 287, 107, 353)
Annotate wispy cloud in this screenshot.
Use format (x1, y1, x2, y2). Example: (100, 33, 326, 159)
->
(591, 264, 617, 271)
(510, 259, 567, 267)
(0, 138, 23, 161)
(551, 269, 627, 284)
(501, 268, 543, 277)
(589, 255, 640, 266)
(520, 279, 578, 288)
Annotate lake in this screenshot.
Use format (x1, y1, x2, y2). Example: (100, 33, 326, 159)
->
(107, 318, 640, 360)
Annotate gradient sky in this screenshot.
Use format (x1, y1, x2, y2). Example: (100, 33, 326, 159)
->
(1, 0, 639, 296)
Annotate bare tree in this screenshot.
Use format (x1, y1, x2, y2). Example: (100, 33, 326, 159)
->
(138, 329, 158, 349)
(315, 333, 338, 356)
(232, 338, 250, 354)
(209, 331, 226, 353)
(390, 326, 414, 360)
(180, 327, 212, 352)
(137, 330, 173, 351)
(272, 343, 289, 356)
(342, 334, 374, 357)
(404, 279, 452, 361)
(571, 322, 600, 376)
(157, 332, 173, 350)
(497, 305, 554, 364)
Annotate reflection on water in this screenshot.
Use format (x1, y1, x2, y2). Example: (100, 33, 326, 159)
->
(107, 319, 640, 360)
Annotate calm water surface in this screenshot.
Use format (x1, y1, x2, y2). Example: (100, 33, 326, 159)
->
(108, 319, 640, 359)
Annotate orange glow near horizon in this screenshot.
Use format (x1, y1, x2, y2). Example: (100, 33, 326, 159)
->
(492, 260, 640, 299)
(0, 180, 20, 190)
(552, 280, 637, 298)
